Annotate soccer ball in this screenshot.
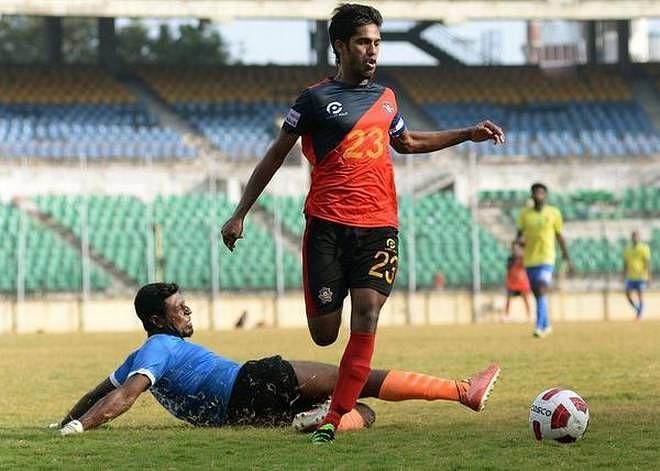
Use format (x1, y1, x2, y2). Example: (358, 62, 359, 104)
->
(529, 388, 589, 443)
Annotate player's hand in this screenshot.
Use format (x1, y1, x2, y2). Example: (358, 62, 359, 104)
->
(220, 216, 244, 251)
(59, 419, 84, 436)
(469, 120, 505, 145)
(565, 260, 575, 277)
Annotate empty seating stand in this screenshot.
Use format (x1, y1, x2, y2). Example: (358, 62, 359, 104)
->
(390, 65, 660, 158)
(0, 65, 196, 161)
(0, 201, 108, 293)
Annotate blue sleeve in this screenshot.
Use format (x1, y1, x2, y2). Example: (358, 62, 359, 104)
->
(109, 350, 138, 387)
(389, 112, 407, 138)
(282, 88, 314, 135)
(111, 337, 173, 387)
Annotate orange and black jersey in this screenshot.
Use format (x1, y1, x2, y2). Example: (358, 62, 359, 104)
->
(282, 78, 407, 229)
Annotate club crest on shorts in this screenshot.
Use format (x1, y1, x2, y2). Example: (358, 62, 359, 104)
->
(318, 287, 333, 304)
(386, 238, 397, 251)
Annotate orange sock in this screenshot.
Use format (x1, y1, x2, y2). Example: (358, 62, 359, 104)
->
(337, 409, 366, 432)
(378, 371, 465, 402)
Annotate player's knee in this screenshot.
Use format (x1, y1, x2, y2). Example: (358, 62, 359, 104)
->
(307, 310, 342, 346)
(532, 284, 548, 297)
(310, 329, 339, 347)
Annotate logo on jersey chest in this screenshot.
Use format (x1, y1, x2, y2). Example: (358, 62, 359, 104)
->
(326, 101, 348, 118)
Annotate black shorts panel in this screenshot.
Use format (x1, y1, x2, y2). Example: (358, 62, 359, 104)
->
(303, 217, 399, 317)
(224, 356, 314, 427)
(302, 218, 350, 316)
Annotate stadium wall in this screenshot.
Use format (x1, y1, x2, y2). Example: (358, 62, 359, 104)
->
(2, 156, 657, 201)
(1, 290, 658, 334)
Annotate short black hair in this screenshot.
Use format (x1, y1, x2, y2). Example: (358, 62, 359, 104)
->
(134, 282, 179, 332)
(531, 182, 548, 193)
(328, 3, 383, 64)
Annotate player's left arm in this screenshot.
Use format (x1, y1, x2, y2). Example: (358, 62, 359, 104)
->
(552, 208, 573, 275)
(390, 121, 504, 155)
(555, 232, 574, 275)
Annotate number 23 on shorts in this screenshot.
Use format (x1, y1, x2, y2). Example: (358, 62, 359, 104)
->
(369, 250, 398, 284)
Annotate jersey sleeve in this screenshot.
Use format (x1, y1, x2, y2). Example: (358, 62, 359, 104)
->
(389, 112, 407, 138)
(109, 350, 139, 387)
(644, 245, 651, 262)
(120, 337, 173, 387)
(553, 208, 563, 233)
(282, 88, 314, 135)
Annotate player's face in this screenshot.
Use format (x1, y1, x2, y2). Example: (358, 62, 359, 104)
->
(632, 232, 640, 244)
(163, 292, 194, 338)
(342, 23, 381, 80)
(532, 188, 547, 205)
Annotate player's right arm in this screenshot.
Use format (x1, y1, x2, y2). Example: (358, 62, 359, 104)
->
(221, 129, 299, 251)
(515, 230, 523, 245)
(515, 210, 524, 245)
(73, 374, 151, 432)
(55, 378, 117, 427)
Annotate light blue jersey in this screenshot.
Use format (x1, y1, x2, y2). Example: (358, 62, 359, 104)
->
(110, 334, 241, 426)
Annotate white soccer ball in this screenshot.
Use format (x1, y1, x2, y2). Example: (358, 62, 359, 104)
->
(529, 388, 590, 443)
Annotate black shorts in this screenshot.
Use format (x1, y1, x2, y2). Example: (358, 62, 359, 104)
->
(223, 356, 315, 427)
(302, 217, 399, 317)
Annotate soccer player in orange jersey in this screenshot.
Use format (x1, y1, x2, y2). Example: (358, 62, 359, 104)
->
(503, 241, 532, 322)
(221, 3, 504, 443)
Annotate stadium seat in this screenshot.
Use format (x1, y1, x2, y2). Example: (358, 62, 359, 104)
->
(136, 65, 332, 160)
(0, 65, 196, 162)
(0, 201, 109, 293)
(389, 65, 659, 158)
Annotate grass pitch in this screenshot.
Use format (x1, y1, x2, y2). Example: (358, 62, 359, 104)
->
(1, 321, 658, 469)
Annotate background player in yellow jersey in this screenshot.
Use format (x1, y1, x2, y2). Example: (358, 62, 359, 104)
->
(623, 231, 651, 321)
(516, 183, 573, 337)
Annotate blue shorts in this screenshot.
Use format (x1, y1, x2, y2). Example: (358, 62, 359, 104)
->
(526, 264, 554, 287)
(625, 280, 646, 291)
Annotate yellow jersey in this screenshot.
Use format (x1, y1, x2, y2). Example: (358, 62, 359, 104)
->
(516, 205, 563, 267)
(623, 243, 651, 280)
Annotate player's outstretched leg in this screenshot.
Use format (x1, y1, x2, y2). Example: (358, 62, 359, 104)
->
(376, 364, 501, 412)
(458, 364, 502, 412)
(294, 362, 501, 434)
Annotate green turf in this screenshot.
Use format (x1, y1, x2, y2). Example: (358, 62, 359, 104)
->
(1, 322, 659, 469)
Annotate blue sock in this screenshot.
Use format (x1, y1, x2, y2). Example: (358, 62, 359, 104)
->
(535, 296, 544, 330)
(637, 302, 644, 317)
(537, 296, 548, 330)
